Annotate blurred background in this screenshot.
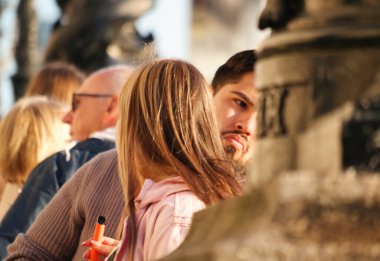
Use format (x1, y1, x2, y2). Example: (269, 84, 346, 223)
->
(0, 0, 269, 115)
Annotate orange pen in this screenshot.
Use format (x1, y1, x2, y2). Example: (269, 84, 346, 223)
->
(90, 216, 106, 261)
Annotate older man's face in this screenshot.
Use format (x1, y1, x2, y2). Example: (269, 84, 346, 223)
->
(62, 74, 114, 142)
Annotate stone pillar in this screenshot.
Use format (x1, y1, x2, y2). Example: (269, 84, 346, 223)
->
(251, 0, 380, 185)
(161, 0, 380, 260)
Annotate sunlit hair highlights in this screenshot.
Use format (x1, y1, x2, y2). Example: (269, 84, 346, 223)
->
(117, 59, 242, 260)
(0, 96, 69, 184)
(24, 62, 85, 104)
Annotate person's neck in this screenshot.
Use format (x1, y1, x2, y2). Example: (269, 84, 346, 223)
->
(89, 127, 116, 141)
(133, 164, 179, 198)
(137, 161, 178, 184)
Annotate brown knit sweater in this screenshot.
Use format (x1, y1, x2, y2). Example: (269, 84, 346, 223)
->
(6, 149, 124, 261)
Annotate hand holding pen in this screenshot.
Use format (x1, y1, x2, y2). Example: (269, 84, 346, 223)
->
(82, 237, 120, 260)
(81, 216, 119, 260)
(90, 216, 106, 261)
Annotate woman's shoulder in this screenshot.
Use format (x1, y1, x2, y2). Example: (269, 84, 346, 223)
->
(158, 190, 205, 222)
(138, 177, 206, 224)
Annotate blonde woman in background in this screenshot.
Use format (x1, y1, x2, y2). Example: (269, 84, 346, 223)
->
(24, 62, 85, 104)
(0, 96, 71, 219)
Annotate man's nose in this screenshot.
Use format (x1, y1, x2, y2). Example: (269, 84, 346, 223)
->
(235, 112, 257, 136)
(62, 111, 73, 124)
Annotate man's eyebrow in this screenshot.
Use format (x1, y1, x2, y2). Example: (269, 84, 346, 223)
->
(231, 91, 255, 106)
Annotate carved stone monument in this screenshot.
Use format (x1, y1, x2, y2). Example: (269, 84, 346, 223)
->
(161, 0, 380, 260)
(43, 0, 155, 74)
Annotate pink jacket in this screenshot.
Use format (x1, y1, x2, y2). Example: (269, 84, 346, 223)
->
(115, 176, 205, 261)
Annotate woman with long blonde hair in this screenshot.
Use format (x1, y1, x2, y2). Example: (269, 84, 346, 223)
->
(0, 96, 71, 218)
(90, 59, 241, 261)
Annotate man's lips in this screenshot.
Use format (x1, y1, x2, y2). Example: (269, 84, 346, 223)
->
(223, 134, 246, 152)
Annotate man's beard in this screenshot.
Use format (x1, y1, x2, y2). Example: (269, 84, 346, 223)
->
(222, 131, 249, 160)
(221, 130, 251, 178)
(226, 144, 236, 155)
(225, 144, 246, 177)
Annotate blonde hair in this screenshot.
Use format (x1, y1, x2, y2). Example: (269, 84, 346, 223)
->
(0, 96, 69, 184)
(117, 59, 242, 259)
(24, 62, 85, 104)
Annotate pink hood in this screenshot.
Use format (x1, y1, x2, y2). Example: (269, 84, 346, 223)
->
(116, 176, 205, 261)
(135, 176, 191, 210)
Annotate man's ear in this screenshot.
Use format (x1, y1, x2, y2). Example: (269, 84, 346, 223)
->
(107, 96, 118, 113)
(104, 96, 119, 126)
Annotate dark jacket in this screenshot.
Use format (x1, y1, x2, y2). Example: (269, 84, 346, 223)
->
(0, 138, 115, 258)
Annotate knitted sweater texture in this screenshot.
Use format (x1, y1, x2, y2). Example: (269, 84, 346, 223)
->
(6, 149, 124, 261)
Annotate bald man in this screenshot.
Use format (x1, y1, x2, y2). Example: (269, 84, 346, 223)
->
(0, 65, 134, 258)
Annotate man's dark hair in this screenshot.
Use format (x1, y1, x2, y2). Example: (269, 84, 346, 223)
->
(211, 50, 256, 94)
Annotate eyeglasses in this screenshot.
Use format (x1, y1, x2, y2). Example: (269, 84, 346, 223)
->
(71, 93, 113, 112)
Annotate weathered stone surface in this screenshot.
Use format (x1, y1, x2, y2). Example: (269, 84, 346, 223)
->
(251, 0, 380, 184)
(163, 168, 380, 260)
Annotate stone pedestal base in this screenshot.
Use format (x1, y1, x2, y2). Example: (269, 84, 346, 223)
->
(161, 170, 380, 260)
